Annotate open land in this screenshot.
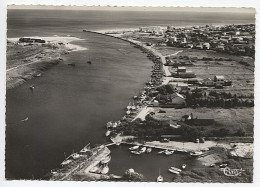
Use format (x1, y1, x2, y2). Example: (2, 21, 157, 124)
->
(6, 36, 86, 89)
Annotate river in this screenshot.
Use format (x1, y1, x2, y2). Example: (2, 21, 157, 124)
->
(6, 9, 254, 180)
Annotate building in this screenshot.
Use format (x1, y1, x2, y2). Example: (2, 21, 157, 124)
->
(214, 75, 225, 85)
(177, 67, 186, 72)
(203, 42, 210, 50)
(169, 82, 189, 91)
(170, 93, 186, 107)
(203, 78, 214, 86)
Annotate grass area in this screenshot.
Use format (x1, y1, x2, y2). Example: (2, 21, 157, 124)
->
(153, 107, 254, 136)
(6, 42, 67, 89)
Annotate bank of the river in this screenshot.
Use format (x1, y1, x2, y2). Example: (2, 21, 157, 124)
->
(6, 36, 87, 90)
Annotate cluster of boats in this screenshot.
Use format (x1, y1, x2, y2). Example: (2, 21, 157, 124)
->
(60, 144, 91, 166)
(126, 102, 137, 116)
(129, 145, 152, 155)
(89, 155, 111, 174)
(105, 121, 122, 137)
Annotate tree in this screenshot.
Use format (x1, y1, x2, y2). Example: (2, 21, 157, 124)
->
(124, 169, 146, 182)
(234, 127, 246, 137)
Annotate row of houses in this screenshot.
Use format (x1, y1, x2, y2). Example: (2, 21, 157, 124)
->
(164, 24, 255, 57)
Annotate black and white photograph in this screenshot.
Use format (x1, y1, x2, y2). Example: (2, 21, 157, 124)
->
(2, 3, 258, 184)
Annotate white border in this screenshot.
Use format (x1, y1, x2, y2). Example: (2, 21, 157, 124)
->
(1, 1, 260, 187)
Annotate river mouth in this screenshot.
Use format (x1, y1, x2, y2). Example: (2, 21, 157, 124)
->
(5, 32, 153, 179)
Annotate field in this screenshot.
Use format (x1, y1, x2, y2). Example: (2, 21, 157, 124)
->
(153, 107, 254, 136)
(6, 42, 67, 89)
(154, 46, 254, 96)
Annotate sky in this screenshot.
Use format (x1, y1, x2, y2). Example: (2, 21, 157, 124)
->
(7, 5, 255, 13)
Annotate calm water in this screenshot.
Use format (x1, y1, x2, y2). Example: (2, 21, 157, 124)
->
(6, 9, 255, 180)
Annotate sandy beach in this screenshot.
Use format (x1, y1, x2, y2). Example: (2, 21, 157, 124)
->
(8, 36, 87, 52)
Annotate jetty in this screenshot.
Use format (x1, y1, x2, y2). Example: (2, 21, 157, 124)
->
(50, 145, 111, 181)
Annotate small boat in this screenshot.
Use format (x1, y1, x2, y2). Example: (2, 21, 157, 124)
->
(146, 147, 152, 153)
(80, 143, 90, 153)
(168, 168, 180, 175)
(105, 130, 111, 137)
(133, 96, 138, 99)
(182, 164, 187, 170)
(127, 102, 132, 110)
(158, 150, 165, 154)
(139, 147, 147, 153)
(107, 121, 113, 128)
(20, 117, 29, 122)
(87, 61, 92, 64)
(190, 151, 203, 156)
(131, 150, 141, 155)
(131, 105, 136, 110)
(165, 150, 174, 155)
(61, 159, 72, 166)
(29, 85, 35, 90)
(71, 153, 80, 159)
(89, 166, 99, 173)
(68, 63, 75, 67)
(101, 166, 109, 174)
(50, 169, 58, 174)
(157, 168, 163, 182)
(170, 167, 182, 172)
(129, 145, 139, 150)
(36, 73, 42, 77)
(101, 155, 111, 164)
(157, 175, 163, 182)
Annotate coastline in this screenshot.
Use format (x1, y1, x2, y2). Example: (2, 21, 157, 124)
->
(6, 36, 87, 90)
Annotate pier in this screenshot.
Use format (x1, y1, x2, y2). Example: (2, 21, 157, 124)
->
(50, 145, 111, 181)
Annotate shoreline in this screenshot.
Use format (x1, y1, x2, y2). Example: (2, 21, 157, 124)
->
(6, 36, 87, 90)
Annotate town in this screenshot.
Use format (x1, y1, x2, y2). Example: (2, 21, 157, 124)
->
(48, 24, 254, 182)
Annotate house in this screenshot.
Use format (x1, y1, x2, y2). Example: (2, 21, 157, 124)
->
(170, 93, 186, 107)
(214, 75, 225, 85)
(203, 42, 210, 50)
(177, 66, 186, 73)
(178, 71, 196, 78)
(203, 78, 214, 87)
(170, 82, 189, 91)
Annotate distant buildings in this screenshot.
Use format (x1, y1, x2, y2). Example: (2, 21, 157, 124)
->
(19, 37, 46, 43)
(164, 24, 255, 58)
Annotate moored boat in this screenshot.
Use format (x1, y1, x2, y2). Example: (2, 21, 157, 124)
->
(71, 153, 80, 159)
(89, 166, 99, 173)
(182, 164, 187, 170)
(131, 150, 141, 155)
(168, 168, 180, 175)
(165, 150, 174, 155)
(61, 159, 72, 166)
(158, 150, 165, 154)
(101, 155, 111, 164)
(80, 143, 90, 153)
(105, 130, 111, 137)
(170, 167, 182, 172)
(157, 168, 163, 182)
(129, 145, 139, 150)
(190, 151, 203, 156)
(146, 147, 152, 153)
(101, 166, 109, 174)
(139, 147, 147, 153)
(157, 175, 163, 182)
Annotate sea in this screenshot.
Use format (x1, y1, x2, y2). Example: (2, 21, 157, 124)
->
(6, 9, 255, 180)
